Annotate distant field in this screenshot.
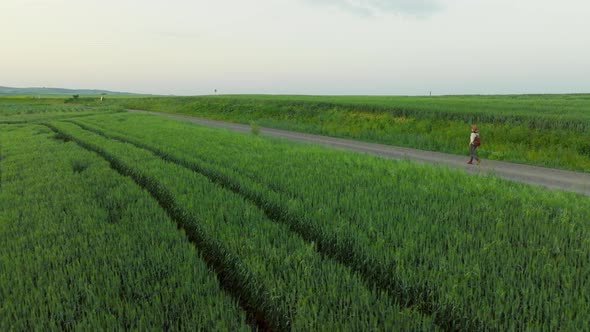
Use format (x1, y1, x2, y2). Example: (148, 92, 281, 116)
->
(0, 85, 140, 96)
(91, 94, 590, 172)
(0, 97, 124, 124)
(1, 100, 589, 330)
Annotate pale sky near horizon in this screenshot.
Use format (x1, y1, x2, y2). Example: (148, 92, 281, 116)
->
(1, 0, 589, 95)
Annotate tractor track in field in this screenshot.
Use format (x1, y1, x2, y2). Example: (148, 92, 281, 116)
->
(128, 109, 590, 196)
(65, 119, 483, 332)
(51, 120, 459, 331)
(45, 123, 275, 332)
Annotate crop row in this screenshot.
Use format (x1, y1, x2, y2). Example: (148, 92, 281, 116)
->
(48, 121, 439, 331)
(72, 113, 590, 331)
(0, 124, 250, 330)
(66, 117, 480, 330)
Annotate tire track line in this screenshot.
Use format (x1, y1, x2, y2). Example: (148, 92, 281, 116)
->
(67, 119, 482, 332)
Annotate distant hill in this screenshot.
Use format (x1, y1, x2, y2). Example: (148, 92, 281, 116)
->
(0, 86, 139, 96)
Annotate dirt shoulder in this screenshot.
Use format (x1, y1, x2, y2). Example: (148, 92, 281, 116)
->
(128, 109, 590, 196)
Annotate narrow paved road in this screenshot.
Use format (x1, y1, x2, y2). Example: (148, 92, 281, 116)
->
(128, 110, 590, 196)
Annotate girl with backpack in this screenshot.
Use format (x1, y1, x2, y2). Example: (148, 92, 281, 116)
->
(468, 125, 480, 165)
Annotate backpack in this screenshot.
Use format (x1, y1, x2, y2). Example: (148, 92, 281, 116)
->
(473, 134, 481, 147)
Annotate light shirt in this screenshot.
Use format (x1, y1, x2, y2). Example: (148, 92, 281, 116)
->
(470, 132, 479, 144)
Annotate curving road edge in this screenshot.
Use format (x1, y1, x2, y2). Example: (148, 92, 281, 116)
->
(128, 110, 590, 196)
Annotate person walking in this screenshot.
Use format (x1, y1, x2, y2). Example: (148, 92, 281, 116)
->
(468, 125, 480, 164)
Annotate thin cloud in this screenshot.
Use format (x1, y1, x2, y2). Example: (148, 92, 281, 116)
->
(305, 0, 444, 17)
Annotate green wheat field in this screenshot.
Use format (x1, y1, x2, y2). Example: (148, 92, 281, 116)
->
(1, 95, 589, 331)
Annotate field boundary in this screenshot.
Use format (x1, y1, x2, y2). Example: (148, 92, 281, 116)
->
(128, 109, 590, 196)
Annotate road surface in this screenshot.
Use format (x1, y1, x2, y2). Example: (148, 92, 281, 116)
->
(128, 109, 590, 196)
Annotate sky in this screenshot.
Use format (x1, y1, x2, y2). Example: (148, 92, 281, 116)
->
(1, 0, 589, 95)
